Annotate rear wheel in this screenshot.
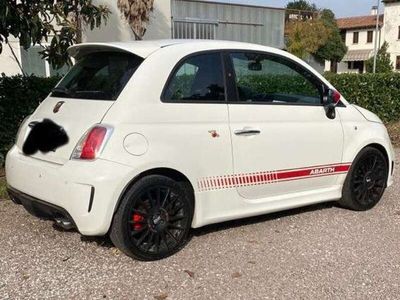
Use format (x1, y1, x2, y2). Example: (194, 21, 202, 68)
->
(110, 175, 193, 261)
(339, 147, 388, 211)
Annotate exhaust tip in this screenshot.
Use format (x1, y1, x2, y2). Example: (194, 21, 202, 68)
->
(54, 218, 74, 230)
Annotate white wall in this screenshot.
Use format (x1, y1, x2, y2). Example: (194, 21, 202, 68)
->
(384, 2, 400, 71)
(144, 0, 172, 40)
(84, 0, 172, 42)
(0, 37, 22, 76)
(344, 29, 382, 50)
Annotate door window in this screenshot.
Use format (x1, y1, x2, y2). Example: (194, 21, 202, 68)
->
(229, 52, 323, 105)
(163, 52, 225, 102)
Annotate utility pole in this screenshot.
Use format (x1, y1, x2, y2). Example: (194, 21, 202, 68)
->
(373, 0, 380, 73)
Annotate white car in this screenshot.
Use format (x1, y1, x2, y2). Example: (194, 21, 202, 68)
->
(6, 40, 394, 260)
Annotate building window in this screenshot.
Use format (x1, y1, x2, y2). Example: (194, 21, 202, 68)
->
(396, 56, 400, 70)
(348, 61, 364, 73)
(20, 44, 70, 77)
(367, 31, 373, 43)
(398, 26, 400, 40)
(20, 45, 47, 77)
(173, 20, 217, 40)
(353, 32, 359, 44)
(341, 32, 346, 43)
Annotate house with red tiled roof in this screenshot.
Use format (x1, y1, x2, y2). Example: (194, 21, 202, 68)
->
(328, 0, 400, 73)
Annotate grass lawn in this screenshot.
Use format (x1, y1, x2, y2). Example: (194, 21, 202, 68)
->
(0, 175, 8, 200)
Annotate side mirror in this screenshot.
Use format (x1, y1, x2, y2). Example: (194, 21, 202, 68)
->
(323, 89, 341, 119)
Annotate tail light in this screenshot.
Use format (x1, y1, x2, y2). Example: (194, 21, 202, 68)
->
(16, 114, 32, 143)
(71, 125, 113, 160)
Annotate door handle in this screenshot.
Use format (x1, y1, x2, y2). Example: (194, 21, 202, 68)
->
(234, 128, 261, 136)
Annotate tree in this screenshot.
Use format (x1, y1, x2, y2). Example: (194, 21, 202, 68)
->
(286, 4, 347, 63)
(366, 42, 394, 73)
(315, 9, 347, 62)
(286, 19, 331, 59)
(0, 1, 110, 72)
(286, 0, 317, 11)
(117, 0, 154, 40)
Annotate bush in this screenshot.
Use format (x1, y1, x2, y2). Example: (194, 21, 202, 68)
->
(325, 73, 400, 123)
(0, 74, 59, 165)
(238, 74, 318, 97)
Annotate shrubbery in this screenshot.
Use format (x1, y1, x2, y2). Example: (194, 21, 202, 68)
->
(0, 74, 59, 164)
(238, 74, 317, 97)
(326, 73, 400, 123)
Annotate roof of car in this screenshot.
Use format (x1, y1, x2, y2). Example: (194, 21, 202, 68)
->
(67, 39, 340, 103)
(67, 39, 279, 59)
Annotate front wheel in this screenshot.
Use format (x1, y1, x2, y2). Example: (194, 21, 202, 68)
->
(339, 147, 388, 211)
(110, 175, 193, 261)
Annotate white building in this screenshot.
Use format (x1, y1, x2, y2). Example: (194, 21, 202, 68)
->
(384, 0, 400, 71)
(327, 0, 400, 73)
(0, 0, 285, 77)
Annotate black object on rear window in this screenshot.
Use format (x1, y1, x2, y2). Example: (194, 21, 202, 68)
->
(51, 52, 143, 100)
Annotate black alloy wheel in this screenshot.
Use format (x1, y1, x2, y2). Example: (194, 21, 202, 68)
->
(110, 175, 193, 261)
(340, 147, 388, 211)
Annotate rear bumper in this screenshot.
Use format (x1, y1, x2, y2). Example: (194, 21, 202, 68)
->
(5, 146, 133, 235)
(8, 186, 77, 228)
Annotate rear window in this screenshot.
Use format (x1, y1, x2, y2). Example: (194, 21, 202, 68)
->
(51, 52, 143, 100)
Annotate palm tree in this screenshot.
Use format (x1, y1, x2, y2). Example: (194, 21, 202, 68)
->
(117, 0, 155, 40)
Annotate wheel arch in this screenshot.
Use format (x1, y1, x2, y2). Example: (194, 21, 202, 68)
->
(340, 138, 393, 189)
(346, 142, 392, 184)
(366, 143, 390, 170)
(113, 167, 195, 215)
(339, 142, 391, 211)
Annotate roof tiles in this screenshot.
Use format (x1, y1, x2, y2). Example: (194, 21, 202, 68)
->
(337, 14, 384, 30)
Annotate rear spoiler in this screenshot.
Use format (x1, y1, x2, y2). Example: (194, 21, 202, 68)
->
(67, 42, 161, 60)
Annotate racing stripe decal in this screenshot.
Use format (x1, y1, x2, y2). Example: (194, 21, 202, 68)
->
(197, 163, 351, 192)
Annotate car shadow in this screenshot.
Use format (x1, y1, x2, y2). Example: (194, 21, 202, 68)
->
(69, 201, 338, 250)
(80, 235, 115, 248)
(51, 222, 115, 248)
(191, 201, 337, 237)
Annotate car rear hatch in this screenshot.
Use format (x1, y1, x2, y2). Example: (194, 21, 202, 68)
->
(16, 43, 157, 165)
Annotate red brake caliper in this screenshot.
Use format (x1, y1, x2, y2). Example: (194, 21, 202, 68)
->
(132, 213, 144, 231)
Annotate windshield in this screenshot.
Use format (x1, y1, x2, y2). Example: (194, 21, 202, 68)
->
(52, 51, 144, 100)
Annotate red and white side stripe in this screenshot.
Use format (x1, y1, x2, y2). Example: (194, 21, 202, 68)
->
(197, 163, 351, 192)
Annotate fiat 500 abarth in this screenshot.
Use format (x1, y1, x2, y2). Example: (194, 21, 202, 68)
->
(6, 40, 394, 260)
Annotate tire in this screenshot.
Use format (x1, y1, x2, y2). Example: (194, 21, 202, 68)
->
(339, 147, 388, 211)
(110, 175, 193, 261)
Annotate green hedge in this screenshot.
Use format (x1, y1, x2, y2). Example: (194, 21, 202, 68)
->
(0, 75, 59, 165)
(238, 74, 318, 97)
(325, 73, 400, 123)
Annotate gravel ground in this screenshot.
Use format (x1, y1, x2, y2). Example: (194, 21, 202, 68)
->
(1, 152, 400, 300)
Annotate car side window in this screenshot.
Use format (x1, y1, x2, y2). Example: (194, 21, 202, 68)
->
(163, 52, 225, 102)
(230, 52, 323, 105)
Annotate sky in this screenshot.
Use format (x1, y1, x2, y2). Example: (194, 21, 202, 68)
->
(206, 0, 383, 18)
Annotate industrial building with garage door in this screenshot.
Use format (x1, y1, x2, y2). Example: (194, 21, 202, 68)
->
(1, 0, 286, 77)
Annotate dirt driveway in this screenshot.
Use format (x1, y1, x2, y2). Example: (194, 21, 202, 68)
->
(1, 152, 400, 299)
